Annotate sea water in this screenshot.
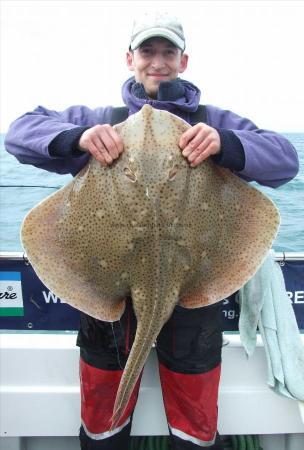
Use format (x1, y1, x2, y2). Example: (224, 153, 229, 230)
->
(0, 133, 303, 252)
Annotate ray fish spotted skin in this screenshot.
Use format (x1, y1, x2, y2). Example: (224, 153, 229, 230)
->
(21, 105, 280, 428)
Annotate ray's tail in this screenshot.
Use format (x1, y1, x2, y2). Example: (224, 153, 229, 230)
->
(110, 309, 163, 430)
(111, 290, 176, 430)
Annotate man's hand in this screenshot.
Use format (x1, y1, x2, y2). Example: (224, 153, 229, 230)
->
(179, 123, 221, 167)
(79, 124, 124, 166)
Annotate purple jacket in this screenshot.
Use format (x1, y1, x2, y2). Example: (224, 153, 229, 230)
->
(4, 77, 299, 188)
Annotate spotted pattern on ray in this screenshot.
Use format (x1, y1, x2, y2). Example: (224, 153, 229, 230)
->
(21, 105, 280, 428)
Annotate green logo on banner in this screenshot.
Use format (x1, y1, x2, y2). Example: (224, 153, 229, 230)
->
(0, 272, 24, 316)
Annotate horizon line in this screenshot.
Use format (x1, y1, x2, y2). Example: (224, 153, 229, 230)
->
(1, 130, 304, 136)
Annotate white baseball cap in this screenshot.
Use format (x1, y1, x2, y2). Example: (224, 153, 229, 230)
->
(129, 12, 186, 51)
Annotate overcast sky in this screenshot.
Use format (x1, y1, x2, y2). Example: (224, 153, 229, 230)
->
(1, 0, 304, 132)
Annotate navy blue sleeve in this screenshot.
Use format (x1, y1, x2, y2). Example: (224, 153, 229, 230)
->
(49, 126, 91, 157)
(212, 129, 245, 172)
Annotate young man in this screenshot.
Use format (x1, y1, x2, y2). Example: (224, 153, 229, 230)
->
(5, 12, 299, 450)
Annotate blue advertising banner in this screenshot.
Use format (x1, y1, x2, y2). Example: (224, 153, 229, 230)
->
(0, 256, 303, 332)
(0, 257, 80, 331)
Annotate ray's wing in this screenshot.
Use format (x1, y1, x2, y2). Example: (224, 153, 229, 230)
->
(178, 161, 280, 308)
(21, 162, 129, 321)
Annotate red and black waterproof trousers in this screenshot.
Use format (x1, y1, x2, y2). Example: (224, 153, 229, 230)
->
(77, 299, 224, 449)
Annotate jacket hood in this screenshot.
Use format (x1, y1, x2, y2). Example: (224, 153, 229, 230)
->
(122, 76, 201, 122)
